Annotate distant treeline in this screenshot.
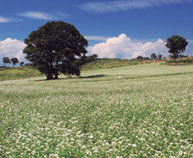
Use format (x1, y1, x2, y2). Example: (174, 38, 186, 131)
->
(1, 53, 191, 69)
(135, 53, 190, 61)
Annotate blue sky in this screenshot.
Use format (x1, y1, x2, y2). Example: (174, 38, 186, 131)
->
(0, 0, 193, 64)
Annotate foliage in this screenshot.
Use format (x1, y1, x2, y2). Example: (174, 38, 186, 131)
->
(151, 53, 157, 60)
(2, 57, 11, 67)
(81, 58, 153, 70)
(158, 55, 163, 60)
(166, 35, 188, 59)
(143, 57, 150, 60)
(179, 54, 189, 58)
(23, 21, 88, 80)
(77, 54, 97, 67)
(166, 57, 193, 64)
(20, 62, 24, 66)
(0, 67, 41, 81)
(136, 56, 143, 60)
(0, 64, 193, 157)
(11, 57, 19, 67)
(0, 59, 164, 81)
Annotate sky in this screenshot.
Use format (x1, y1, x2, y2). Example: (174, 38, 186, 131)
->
(0, 0, 193, 65)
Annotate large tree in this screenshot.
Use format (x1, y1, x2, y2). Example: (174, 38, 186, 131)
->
(166, 35, 188, 59)
(11, 57, 19, 67)
(23, 21, 88, 80)
(2, 57, 11, 67)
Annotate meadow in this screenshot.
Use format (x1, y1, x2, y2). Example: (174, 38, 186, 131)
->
(0, 59, 154, 81)
(0, 63, 193, 157)
(0, 67, 41, 81)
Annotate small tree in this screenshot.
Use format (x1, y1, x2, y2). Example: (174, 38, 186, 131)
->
(166, 35, 188, 60)
(158, 55, 163, 60)
(143, 57, 150, 60)
(24, 21, 88, 80)
(2, 57, 11, 67)
(11, 57, 19, 67)
(20, 62, 24, 66)
(151, 53, 157, 60)
(136, 56, 143, 60)
(179, 54, 189, 58)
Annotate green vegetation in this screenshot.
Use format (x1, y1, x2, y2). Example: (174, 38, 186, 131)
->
(0, 63, 193, 157)
(24, 21, 89, 80)
(166, 57, 193, 65)
(0, 59, 162, 81)
(81, 58, 155, 70)
(166, 35, 188, 59)
(2, 57, 11, 67)
(10, 57, 19, 67)
(0, 67, 41, 81)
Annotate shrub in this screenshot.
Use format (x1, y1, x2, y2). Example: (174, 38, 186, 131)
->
(166, 57, 193, 64)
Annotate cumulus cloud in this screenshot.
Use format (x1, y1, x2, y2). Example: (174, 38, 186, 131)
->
(80, 0, 193, 13)
(0, 38, 26, 64)
(87, 34, 168, 59)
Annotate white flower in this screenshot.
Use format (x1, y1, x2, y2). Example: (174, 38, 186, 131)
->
(132, 144, 137, 147)
(88, 135, 94, 139)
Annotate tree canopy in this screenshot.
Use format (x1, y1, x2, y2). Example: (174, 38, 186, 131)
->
(23, 21, 89, 80)
(20, 62, 24, 66)
(2, 57, 11, 67)
(11, 57, 19, 67)
(136, 56, 143, 60)
(166, 35, 188, 59)
(151, 53, 157, 60)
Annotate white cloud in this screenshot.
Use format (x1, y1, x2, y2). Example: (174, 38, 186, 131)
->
(18, 11, 69, 20)
(85, 36, 109, 41)
(0, 16, 11, 23)
(0, 38, 26, 64)
(0, 36, 191, 66)
(18, 11, 55, 20)
(88, 34, 168, 59)
(80, 0, 193, 13)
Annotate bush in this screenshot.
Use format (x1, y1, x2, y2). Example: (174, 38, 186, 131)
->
(166, 57, 193, 64)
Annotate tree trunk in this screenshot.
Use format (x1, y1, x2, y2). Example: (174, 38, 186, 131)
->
(54, 74, 58, 79)
(47, 60, 54, 80)
(46, 71, 53, 80)
(54, 58, 59, 79)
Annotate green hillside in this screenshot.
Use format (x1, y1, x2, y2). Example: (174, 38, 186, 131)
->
(3, 57, 193, 81)
(0, 59, 162, 81)
(0, 67, 41, 81)
(81, 58, 154, 70)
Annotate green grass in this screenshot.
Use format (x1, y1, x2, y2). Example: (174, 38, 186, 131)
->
(0, 67, 41, 81)
(81, 58, 154, 70)
(166, 57, 193, 65)
(0, 59, 160, 81)
(0, 63, 193, 157)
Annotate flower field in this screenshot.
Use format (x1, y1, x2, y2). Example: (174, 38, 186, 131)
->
(0, 63, 193, 157)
